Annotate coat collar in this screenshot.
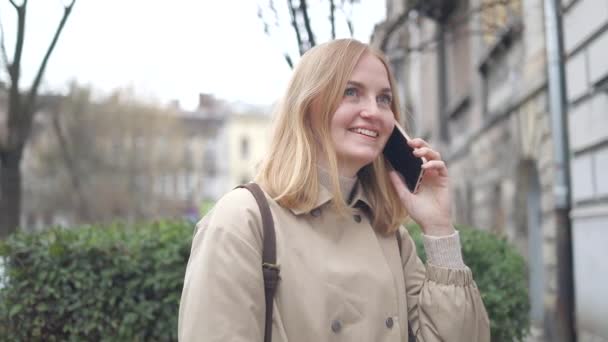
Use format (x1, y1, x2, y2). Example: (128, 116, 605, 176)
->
(350, 181, 372, 210)
(288, 180, 372, 216)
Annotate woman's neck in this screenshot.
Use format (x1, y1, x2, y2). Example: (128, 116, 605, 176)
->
(316, 156, 359, 178)
(317, 165, 357, 201)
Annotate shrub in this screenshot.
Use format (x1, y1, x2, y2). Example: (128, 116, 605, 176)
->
(0, 221, 529, 341)
(407, 224, 530, 342)
(0, 221, 192, 342)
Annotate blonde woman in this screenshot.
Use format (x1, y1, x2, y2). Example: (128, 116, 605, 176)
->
(179, 39, 490, 342)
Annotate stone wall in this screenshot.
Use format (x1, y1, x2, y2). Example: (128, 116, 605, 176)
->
(374, 0, 608, 340)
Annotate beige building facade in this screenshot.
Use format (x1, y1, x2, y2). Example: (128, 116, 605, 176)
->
(178, 96, 273, 206)
(225, 111, 272, 188)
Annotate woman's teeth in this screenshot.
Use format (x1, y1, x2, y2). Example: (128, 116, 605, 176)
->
(349, 128, 378, 137)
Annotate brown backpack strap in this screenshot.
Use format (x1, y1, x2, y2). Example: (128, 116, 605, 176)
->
(396, 229, 416, 342)
(236, 183, 279, 342)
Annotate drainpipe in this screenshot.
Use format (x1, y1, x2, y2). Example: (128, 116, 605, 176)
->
(543, 0, 576, 341)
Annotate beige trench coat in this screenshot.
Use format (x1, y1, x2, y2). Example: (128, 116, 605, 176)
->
(179, 183, 490, 341)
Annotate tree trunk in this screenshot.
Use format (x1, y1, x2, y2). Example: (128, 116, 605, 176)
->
(0, 147, 23, 238)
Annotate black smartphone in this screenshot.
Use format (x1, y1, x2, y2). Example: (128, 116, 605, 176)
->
(382, 121, 425, 193)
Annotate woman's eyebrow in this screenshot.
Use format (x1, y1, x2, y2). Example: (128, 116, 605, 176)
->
(346, 80, 391, 93)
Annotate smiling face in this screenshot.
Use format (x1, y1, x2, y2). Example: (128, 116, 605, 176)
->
(322, 52, 396, 177)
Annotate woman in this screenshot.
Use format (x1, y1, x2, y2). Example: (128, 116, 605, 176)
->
(179, 39, 490, 342)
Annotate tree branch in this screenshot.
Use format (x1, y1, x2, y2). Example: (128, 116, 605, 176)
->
(0, 18, 10, 74)
(8, 0, 19, 9)
(257, 0, 296, 69)
(51, 104, 92, 221)
(283, 53, 294, 69)
(339, 0, 354, 37)
(257, 5, 268, 34)
(299, 0, 316, 49)
(345, 15, 353, 37)
(5, 1, 27, 149)
(269, 0, 279, 26)
(27, 0, 77, 109)
(9, 3, 26, 87)
(329, 0, 336, 39)
(287, 0, 305, 55)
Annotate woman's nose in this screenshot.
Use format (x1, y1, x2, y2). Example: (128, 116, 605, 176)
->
(359, 97, 379, 118)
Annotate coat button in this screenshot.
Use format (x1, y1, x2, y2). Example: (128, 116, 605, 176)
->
(353, 214, 362, 223)
(385, 317, 394, 329)
(331, 320, 342, 333)
(311, 208, 321, 217)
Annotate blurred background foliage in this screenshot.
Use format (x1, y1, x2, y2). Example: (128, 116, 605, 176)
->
(27, 83, 189, 225)
(408, 224, 530, 341)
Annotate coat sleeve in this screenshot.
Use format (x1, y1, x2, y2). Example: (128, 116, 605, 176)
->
(399, 228, 491, 342)
(178, 189, 265, 342)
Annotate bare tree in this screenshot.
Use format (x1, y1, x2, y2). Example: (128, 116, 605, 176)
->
(26, 84, 190, 227)
(257, 0, 359, 68)
(49, 94, 92, 222)
(0, 0, 77, 238)
(256, 0, 519, 69)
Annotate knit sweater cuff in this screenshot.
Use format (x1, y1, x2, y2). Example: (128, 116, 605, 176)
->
(422, 231, 467, 269)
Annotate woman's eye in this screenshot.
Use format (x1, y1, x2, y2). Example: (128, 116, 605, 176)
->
(344, 87, 358, 97)
(378, 94, 392, 105)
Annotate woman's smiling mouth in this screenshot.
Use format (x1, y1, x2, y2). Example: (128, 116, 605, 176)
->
(349, 127, 379, 138)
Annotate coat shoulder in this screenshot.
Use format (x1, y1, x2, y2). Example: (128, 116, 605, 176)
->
(194, 187, 264, 253)
(216, 187, 261, 213)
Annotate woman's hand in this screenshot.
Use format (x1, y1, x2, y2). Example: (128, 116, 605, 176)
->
(389, 138, 455, 236)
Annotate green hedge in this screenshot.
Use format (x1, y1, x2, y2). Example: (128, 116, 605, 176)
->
(0, 221, 529, 341)
(0, 221, 192, 342)
(408, 224, 530, 341)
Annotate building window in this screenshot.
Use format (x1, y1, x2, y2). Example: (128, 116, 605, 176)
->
(442, 0, 473, 144)
(390, 58, 410, 127)
(241, 136, 250, 160)
(203, 145, 217, 177)
(478, 0, 523, 117)
(444, 0, 472, 107)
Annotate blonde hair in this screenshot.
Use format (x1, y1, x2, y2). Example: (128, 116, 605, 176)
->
(255, 39, 408, 234)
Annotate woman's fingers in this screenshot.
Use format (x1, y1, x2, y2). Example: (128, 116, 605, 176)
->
(407, 138, 429, 148)
(409, 138, 442, 161)
(413, 147, 441, 161)
(409, 139, 447, 172)
(422, 160, 448, 177)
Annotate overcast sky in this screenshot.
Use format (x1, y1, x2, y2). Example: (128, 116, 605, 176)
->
(0, 0, 386, 110)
